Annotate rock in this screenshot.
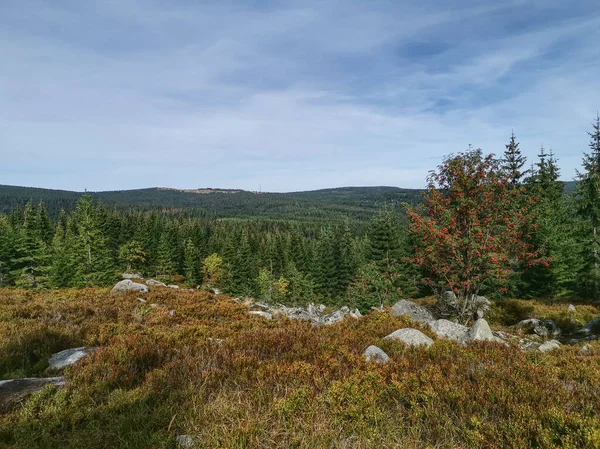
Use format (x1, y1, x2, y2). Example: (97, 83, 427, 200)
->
(575, 317, 600, 337)
(0, 377, 64, 411)
(579, 344, 592, 355)
(494, 330, 540, 351)
(249, 311, 272, 319)
(538, 339, 561, 353)
(146, 279, 166, 286)
(176, 434, 196, 448)
(121, 272, 143, 280)
(467, 319, 503, 343)
(390, 300, 434, 323)
(254, 302, 271, 311)
(568, 304, 576, 312)
(349, 308, 363, 319)
(320, 310, 346, 326)
(111, 279, 149, 294)
(168, 310, 176, 317)
(168, 284, 180, 289)
(384, 328, 434, 348)
(138, 297, 147, 303)
(517, 319, 561, 338)
(210, 287, 222, 295)
(364, 345, 389, 363)
(428, 319, 468, 342)
(473, 296, 491, 318)
(46, 347, 96, 372)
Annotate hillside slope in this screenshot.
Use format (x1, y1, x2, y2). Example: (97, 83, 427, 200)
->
(0, 185, 424, 221)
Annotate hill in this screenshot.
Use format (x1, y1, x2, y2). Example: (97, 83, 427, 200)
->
(0, 185, 424, 221)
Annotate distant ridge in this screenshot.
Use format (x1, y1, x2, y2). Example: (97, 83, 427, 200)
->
(0, 184, 423, 221)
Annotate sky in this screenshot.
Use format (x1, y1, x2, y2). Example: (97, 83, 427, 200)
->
(1, 0, 600, 192)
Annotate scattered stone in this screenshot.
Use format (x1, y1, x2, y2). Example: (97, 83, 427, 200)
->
(146, 279, 167, 287)
(568, 304, 576, 312)
(467, 319, 503, 343)
(176, 434, 196, 448)
(46, 347, 96, 372)
(538, 340, 561, 353)
(364, 345, 389, 363)
(384, 328, 434, 348)
(575, 317, 600, 337)
(121, 273, 143, 280)
(517, 319, 561, 338)
(208, 338, 224, 344)
(494, 330, 540, 351)
(579, 344, 592, 355)
(0, 377, 64, 411)
(390, 300, 435, 323)
(249, 311, 272, 319)
(138, 297, 147, 303)
(111, 279, 149, 294)
(428, 319, 468, 342)
(168, 310, 176, 317)
(168, 284, 180, 289)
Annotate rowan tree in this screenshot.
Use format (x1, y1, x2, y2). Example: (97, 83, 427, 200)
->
(404, 149, 546, 321)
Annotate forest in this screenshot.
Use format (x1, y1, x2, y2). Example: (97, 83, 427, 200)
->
(1, 116, 600, 311)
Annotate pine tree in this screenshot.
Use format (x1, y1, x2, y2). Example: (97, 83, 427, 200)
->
(501, 131, 528, 185)
(575, 114, 600, 299)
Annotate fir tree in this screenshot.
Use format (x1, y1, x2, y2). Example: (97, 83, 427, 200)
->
(501, 131, 528, 185)
(183, 238, 198, 285)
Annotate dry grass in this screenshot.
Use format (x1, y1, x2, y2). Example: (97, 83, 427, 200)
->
(1, 288, 599, 448)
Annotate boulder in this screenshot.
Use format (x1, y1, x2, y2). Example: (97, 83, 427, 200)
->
(111, 279, 149, 294)
(176, 434, 196, 448)
(428, 319, 468, 342)
(46, 347, 96, 372)
(0, 377, 64, 411)
(364, 345, 389, 363)
(517, 319, 561, 338)
(121, 273, 143, 280)
(467, 319, 503, 343)
(146, 279, 166, 287)
(568, 304, 576, 312)
(575, 317, 600, 337)
(249, 311, 272, 319)
(168, 284, 180, 289)
(384, 328, 434, 348)
(538, 340, 561, 353)
(390, 300, 434, 323)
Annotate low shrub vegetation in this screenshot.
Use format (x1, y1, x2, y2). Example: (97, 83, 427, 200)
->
(1, 288, 600, 448)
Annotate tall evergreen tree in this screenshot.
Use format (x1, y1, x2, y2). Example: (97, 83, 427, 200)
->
(501, 131, 528, 185)
(575, 114, 600, 299)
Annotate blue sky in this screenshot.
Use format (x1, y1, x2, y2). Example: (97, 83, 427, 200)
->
(1, 0, 599, 192)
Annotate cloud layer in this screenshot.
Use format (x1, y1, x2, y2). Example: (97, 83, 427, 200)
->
(1, 0, 600, 191)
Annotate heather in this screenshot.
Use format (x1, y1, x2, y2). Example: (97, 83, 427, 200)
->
(1, 287, 599, 448)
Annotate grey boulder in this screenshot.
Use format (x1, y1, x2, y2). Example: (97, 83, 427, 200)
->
(364, 345, 389, 363)
(249, 311, 272, 319)
(111, 279, 149, 294)
(390, 300, 435, 323)
(428, 319, 468, 342)
(384, 328, 434, 348)
(146, 279, 166, 287)
(517, 319, 560, 338)
(176, 434, 196, 448)
(47, 347, 96, 372)
(467, 319, 503, 343)
(0, 377, 64, 411)
(538, 340, 561, 353)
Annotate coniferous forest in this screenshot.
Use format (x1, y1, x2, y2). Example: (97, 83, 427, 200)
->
(1, 116, 600, 309)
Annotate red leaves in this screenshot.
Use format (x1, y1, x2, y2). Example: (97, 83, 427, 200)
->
(404, 149, 544, 296)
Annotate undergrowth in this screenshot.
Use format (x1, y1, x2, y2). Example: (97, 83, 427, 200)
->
(1, 288, 599, 448)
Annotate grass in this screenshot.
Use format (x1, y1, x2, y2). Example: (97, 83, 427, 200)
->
(0, 288, 599, 448)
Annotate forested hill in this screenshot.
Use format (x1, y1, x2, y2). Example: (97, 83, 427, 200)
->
(0, 185, 424, 221)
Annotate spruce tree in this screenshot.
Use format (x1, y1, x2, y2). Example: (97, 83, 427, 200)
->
(501, 131, 528, 185)
(575, 114, 600, 299)
(183, 238, 198, 285)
